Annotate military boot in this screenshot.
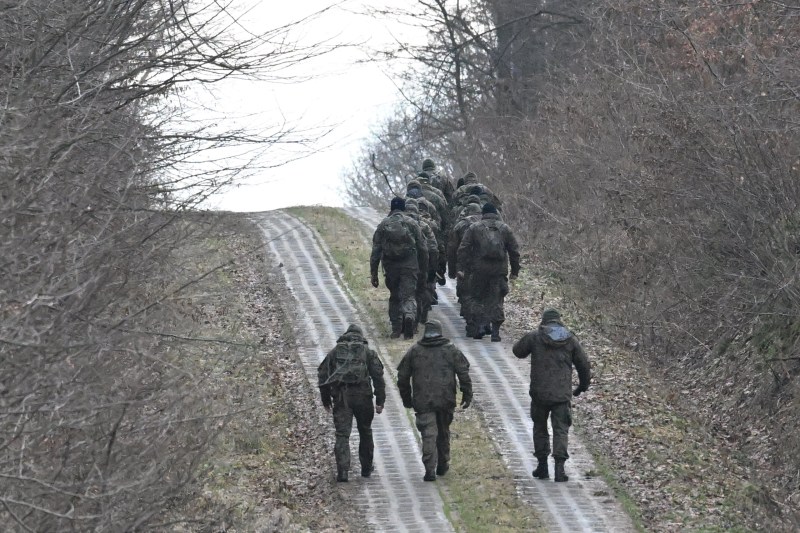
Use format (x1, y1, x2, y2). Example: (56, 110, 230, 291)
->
(361, 464, 374, 478)
(532, 458, 549, 479)
(436, 462, 449, 476)
(554, 460, 569, 482)
(403, 315, 415, 340)
(390, 321, 402, 339)
(337, 466, 349, 482)
(473, 323, 485, 340)
(490, 323, 501, 342)
(423, 469, 436, 482)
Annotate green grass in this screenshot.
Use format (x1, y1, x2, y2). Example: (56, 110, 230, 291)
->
(291, 206, 545, 533)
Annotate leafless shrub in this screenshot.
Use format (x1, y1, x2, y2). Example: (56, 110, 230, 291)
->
(1, 1, 332, 530)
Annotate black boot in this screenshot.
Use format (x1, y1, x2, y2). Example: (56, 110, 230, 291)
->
(473, 323, 485, 340)
(490, 323, 501, 342)
(436, 462, 449, 476)
(337, 466, 349, 482)
(403, 315, 414, 340)
(532, 458, 549, 479)
(554, 460, 569, 482)
(423, 469, 436, 482)
(361, 464, 374, 478)
(390, 322, 401, 339)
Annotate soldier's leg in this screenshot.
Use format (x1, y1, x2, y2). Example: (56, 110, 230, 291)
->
(435, 409, 455, 475)
(530, 400, 552, 459)
(398, 270, 418, 339)
(488, 276, 508, 342)
(352, 395, 376, 476)
(385, 269, 402, 336)
(551, 402, 572, 462)
(332, 398, 354, 480)
(415, 411, 438, 479)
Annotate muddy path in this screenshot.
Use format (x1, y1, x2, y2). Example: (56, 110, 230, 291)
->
(253, 206, 638, 531)
(252, 211, 453, 533)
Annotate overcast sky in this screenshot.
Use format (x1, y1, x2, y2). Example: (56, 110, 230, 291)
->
(194, 0, 418, 212)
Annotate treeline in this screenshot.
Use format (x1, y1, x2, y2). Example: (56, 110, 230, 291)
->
(0, 1, 323, 530)
(345, 0, 800, 523)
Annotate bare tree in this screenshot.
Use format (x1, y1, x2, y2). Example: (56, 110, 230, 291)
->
(0, 1, 335, 530)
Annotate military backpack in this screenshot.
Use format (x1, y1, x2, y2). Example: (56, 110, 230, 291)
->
(382, 213, 415, 260)
(328, 340, 370, 385)
(476, 221, 506, 260)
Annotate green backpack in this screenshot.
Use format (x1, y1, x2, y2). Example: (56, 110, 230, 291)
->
(477, 221, 506, 260)
(329, 340, 369, 385)
(382, 214, 415, 260)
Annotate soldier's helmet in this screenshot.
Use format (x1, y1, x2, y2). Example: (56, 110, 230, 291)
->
(422, 158, 436, 172)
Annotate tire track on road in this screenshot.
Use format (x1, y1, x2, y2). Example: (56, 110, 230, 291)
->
(344, 206, 636, 533)
(252, 211, 453, 533)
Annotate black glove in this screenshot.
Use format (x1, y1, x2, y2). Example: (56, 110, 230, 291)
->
(572, 386, 586, 397)
(402, 397, 413, 409)
(371, 275, 379, 288)
(460, 397, 471, 409)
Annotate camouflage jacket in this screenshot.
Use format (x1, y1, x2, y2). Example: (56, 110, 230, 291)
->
(512, 322, 590, 404)
(447, 213, 481, 275)
(457, 213, 520, 277)
(318, 331, 386, 407)
(370, 209, 427, 277)
(397, 336, 472, 412)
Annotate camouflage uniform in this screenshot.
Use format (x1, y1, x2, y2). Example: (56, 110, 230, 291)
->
(446, 203, 482, 335)
(456, 206, 520, 341)
(371, 203, 427, 338)
(414, 174, 450, 278)
(318, 325, 387, 480)
(397, 320, 472, 481)
(421, 158, 456, 208)
(452, 172, 502, 212)
(404, 199, 436, 326)
(512, 310, 590, 482)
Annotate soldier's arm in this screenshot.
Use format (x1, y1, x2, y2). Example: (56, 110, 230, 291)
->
(413, 223, 428, 277)
(572, 339, 591, 392)
(367, 349, 386, 406)
(505, 226, 521, 277)
(317, 350, 335, 407)
(512, 333, 534, 359)
(453, 348, 473, 405)
(370, 227, 383, 278)
(396, 351, 414, 408)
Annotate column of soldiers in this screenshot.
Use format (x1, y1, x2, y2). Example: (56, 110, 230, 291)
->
(322, 157, 592, 485)
(370, 158, 520, 342)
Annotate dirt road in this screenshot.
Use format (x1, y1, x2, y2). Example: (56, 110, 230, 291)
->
(254, 207, 637, 531)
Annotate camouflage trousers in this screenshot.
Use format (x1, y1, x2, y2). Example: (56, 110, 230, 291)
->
(414, 409, 454, 472)
(530, 400, 572, 461)
(384, 267, 418, 331)
(470, 274, 509, 325)
(333, 392, 375, 471)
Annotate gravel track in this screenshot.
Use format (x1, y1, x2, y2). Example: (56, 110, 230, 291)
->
(253, 211, 453, 533)
(344, 206, 636, 533)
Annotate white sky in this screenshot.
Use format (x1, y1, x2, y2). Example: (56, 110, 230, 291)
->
(195, 0, 419, 212)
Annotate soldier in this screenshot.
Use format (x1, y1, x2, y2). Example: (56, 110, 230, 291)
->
(447, 202, 482, 336)
(512, 309, 591, 482)
(397, 320, 472, 481)
(404, 199, 436, 327)
(414, 172, 450, 280)
(452, 171, 503, 212)
(456, 203, 520, 341)
(370, 197, 427, 339)
(318, 324, 386, 482)
(421, 158, 455, 207)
